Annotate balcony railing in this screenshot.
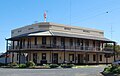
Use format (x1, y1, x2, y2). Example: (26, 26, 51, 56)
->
(8, 44, 113, 52)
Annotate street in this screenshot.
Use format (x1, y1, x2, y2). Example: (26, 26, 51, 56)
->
(0, 65, 105, 76)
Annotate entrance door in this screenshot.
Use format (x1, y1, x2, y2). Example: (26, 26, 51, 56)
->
(33, 53, 37, 64)
(78, 54, 84, 64)
(41, 53, 47, 64)
(69, 54, 74, 63)
(52, 53, 58, 64)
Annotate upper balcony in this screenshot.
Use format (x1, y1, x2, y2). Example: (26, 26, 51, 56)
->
(7, 44, 114, 53)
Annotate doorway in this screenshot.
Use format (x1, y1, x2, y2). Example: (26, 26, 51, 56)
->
(52, 53, 58, 64)
(78, 54, 84, 64)
(33, 53, 37, 64)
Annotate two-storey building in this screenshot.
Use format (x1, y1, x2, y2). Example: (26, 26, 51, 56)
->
(6, 22, 116, 64)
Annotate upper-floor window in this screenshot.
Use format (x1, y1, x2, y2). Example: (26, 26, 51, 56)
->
(12, 31, 14, 34)
(61, 37, 65, 47)
(53, 37, 56, 45)
(42, 37, 46, 45)
(70, 38, 73, 46)
(77, 39, 80, 46)
(35, 37, 37, 45)
(83, 30, 90, 33)
(28, 28, 34, 30)
(64, 27, 71, 30)
(80, 40, 83, 50)
(18, 30, 22, 33)
(23, 39, 25, 46)
(85, 40, 89, 47)
(99, 32, 104, 34)
(85, 40, 89, 50)
(93, 41, 95, 48)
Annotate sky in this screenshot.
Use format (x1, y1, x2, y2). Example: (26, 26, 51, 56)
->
(0, 0, 120, 52)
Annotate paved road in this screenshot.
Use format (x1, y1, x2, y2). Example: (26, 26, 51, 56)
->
(0, 66, 105, 76)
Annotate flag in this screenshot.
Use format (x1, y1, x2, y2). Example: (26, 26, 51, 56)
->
(44, 11, 47, 22)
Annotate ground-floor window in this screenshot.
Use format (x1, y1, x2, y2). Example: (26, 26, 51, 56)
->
(93, 54, 96, 61)
(17, 53, 19, 61)
(42, 53, 46, 60)
(33, 53, 37, 64)
(69, 54, 74, 63)
(100, 55, 102, 61)
(86, 54, 89, 61)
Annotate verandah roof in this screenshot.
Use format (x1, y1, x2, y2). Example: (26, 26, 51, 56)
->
(7, 31, 115, 43)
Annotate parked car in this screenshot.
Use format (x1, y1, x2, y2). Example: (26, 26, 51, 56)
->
(112, 60, 120, 65)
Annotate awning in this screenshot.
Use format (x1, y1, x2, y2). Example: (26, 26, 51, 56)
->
(51, 31, 113, 42)
(7, 31, 115, 42)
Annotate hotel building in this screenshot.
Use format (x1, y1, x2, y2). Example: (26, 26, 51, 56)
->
(6, 22, 117, 64)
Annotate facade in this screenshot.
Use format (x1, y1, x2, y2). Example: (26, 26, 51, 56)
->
(6, 22, 118, 64)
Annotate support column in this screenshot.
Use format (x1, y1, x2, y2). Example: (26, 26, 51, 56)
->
(106, 54, 108, 65)
(19, 52, 21, 64)
(50, 36, 52, 63)
(96, 53, 99, 65)
(12, 52, 14, 63)
(5, 39, 8, 65)
(113, 42, 116, 61)
(85, 52, 87, 65)
(18, 40, 21, 64)
(13, 41, 14, 49)
(75, 38, 77, 64)
(63, 37, 66, 63)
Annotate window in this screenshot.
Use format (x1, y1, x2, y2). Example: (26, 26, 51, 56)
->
(23, 39, 25, 47)
(99, 32, 104, 34)
(42, 53, 46, 60)
(35, 37, 37, 45)
(98, 41, 101, 50)
(80, 40, 83, 50)
(53, 37, 56, 45)
(85, 40, 89, 50)
(93, 54, 96, 61)
(93, 41, 95, 48)
(64, 27, 71, 30)
(27, 38, 30, 47)
(77, 39, 80, 46)
(42, 37, 46, 45)
(87, 54, 89, 61)
(69, 54, 74, 61)
(18, 30, 22, 33)
(28, 28, 33, 30)
(61, 37, 65, 47)
(100, 55, 102, 61)
(70, 38, 73, 46)
(12, 31, 14, 34)
(17, 54, 19, 61)
(83, 30, 90, 33)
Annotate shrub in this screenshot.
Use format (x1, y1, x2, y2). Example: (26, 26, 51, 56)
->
(0, 63, 5, 66)
(103, 65, 120, 74)
(34, 66, 50, 69)
(19, 64, 27, 68)
(61, 64, 74, 68)
(26, 61, 35, 67)
(49, 64, 59, 68)
(103, 65, 113, 73)
(11, 62, 18, 66)
(8, 62, 18, 68)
